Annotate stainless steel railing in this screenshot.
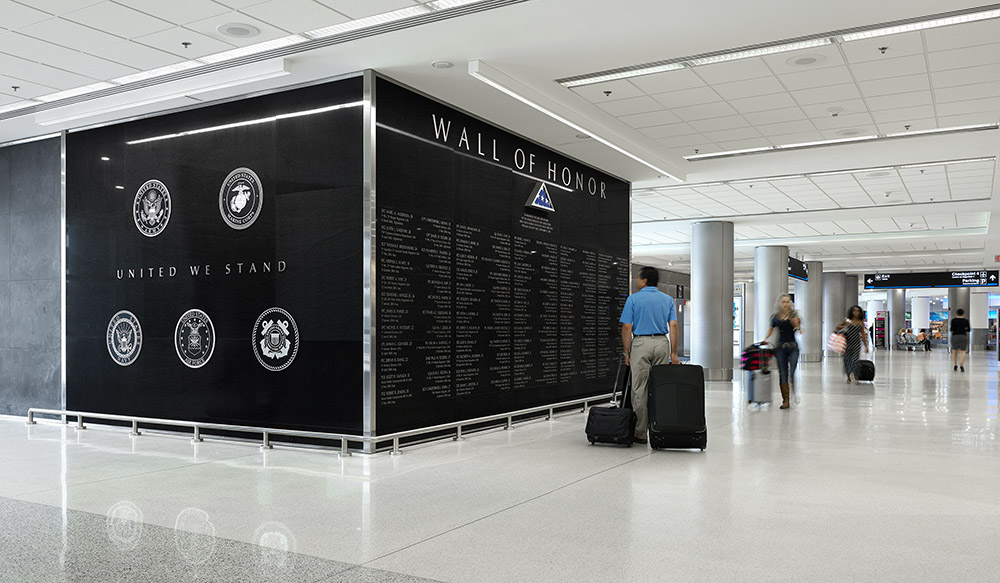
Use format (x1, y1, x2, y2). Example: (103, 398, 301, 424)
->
(27, 392, 615, 455)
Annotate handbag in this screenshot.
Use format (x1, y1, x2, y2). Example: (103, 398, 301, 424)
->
(826, 332, 846, 353)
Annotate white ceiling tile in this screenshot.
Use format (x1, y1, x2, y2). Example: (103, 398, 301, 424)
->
(692, 57, 773, 84)
(778, 66, 854, 91)
(630, 68, 706, 95)
(0, 0, 51, 28)
(766, 130, 825, 145)
(937, 112, 1000, 127)
(866, 91, 933, 111)
(687, 115, 750, 133)
(184, 11, 294, 44)
(0, 51, 33, 74)
(598, 95, 664, 117)
(215, 0, 270, 7)
(0, 31, 83, 62)
(133, 27, 234, 58)
(703, 127, 762, 142)
(618, 109, 682, 128)
(316, 0, 416, 19)
(669, 144, 718, 158)
(756, 119, 817, 137)
(924, 18, 1000, 52)
(242, 0, 349, 34)
(841, 32, 924, 63)
(858, 74, 930, 97)
(659, 133, 710, 148)
(761, 44, 845, 74)
(819, 125, 878, 139)
(121, 0, 231, 25)
(728, 93, 798, 114)
(935, 81, 1000, 104)
(849, 54, 927, 82)
(935, 97, 1000, 117)
(717, 137, 773, 151)
(571, 79, 643, 103)
(811, 112, 874, 130)
(649, 86, 722, 109)
(19, 16, 123, 50)
(64, 2, 173, 38)
(799, 98, 867, 118)
(928, 43, 1000, 72)
(87, 40, 184, 71)
(875, 118, 936, 134)
(932, 63, 1000, 88)
(17, 0, 103, 16)
(671, 101, 738, 122)
(5, 64, 96, 90)
(712, 76, 784, 100)
(791, 83, 861, 105)
(639, 122, 698, 139)
(0, 76, 55, 99)
(742, 106, 806, 125)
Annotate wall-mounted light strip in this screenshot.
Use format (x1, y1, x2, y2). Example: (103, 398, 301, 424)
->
(125, 100, 365, 145)
(470, 60, 683, 182)
(840, 9, 1000, 41)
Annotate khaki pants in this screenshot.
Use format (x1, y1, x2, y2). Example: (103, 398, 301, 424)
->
(629, 335, 670, 436)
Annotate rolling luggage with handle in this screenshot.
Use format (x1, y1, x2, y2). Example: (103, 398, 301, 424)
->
(854, 359, 875, 382)
(585, 358, 637, 446)
(646, 363, 707, 451)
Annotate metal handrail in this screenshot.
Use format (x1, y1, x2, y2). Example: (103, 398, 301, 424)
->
(26, 391, 615, 455)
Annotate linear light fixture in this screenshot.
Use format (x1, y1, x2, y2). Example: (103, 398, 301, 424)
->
(304, 5, 431, 38)
(899, 157, 996, 169)
(469, 59, 683, 182)
(840, 8, 1000, 41)
(688, 38, 832, 66)
(37, 59, 290, 127)
(125, 100, 364, 145)
(884, 122, 998, 137)
(560, 63, 685, 88)
(198, 35, 307, 64)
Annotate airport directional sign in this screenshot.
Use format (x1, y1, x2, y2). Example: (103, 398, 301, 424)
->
(788, 257, 808, 281)
(863, 270, 999, 289)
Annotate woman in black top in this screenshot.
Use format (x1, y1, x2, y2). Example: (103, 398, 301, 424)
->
(950, 308, 971, 372)
(760, 294, 800, 409)
(835, 305, 869, 384)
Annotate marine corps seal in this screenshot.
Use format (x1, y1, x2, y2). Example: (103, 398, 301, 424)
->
(133, 179, 171, 237)
(175, 309, 215, 368)
(106, 310, 142, 366)
(252, 307, 299, 371)
(219, 167, 262, 230)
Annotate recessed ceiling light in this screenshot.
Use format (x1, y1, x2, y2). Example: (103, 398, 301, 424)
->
(217, 23, 261, 39)
(431, 60, 454, 69)
(786, 54, 825, 67)
(865, 171, 892, 177)
(575, 133, 590, 139)
(837, 128, 863, 137)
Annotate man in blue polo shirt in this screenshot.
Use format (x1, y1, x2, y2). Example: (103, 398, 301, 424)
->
(620, 266, 678, 444)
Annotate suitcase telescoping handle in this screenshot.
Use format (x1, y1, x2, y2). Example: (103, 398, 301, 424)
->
(611, 355, 632, 408)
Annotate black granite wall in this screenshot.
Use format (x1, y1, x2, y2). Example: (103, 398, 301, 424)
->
(0, 137, 62, 416)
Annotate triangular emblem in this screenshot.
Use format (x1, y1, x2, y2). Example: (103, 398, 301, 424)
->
(525, 182, 555, 212)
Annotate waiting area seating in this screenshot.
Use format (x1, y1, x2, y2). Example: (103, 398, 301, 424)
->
(896, 333, 921, 350)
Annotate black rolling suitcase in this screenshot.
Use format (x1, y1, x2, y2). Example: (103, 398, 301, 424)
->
(646, 363, 707, 451)
(854, 359, 875, 382)
(585, 359, 637, 446)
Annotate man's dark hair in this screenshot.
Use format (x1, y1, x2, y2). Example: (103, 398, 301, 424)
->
(957, 308, 965, 316)
(639, 266, 659, 287)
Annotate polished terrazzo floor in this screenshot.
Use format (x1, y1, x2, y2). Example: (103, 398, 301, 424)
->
(2, 348, 998, 582)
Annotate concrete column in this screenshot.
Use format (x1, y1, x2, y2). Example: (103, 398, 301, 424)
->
(844, 275, 859, 312)
(794, 261, 823, 362)
(911, 297, 930, 331)
(754, 245, 789, 348)
(867, 299, 885, 314)
(690, 221, 734, 381)
(970, 292, 989, 350)
(822, 272, 846, 356)
(888, 288, 906, 349)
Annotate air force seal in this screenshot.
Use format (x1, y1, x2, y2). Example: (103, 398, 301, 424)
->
(106, 310, 142, 366)
(175, 309, 215, 368)
(252, 308, 299, 372)
(220, 168, 262, 230)
(134, 179, 171, 237)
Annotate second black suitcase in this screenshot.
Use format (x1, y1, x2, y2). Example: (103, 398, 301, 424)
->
(854, 359, 875, 382)
(646, 363, 707, 451)
(585, 359, 636, 446)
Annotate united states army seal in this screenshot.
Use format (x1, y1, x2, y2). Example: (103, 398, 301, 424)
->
(133, 179, 171, 237)
(175, 309, 215, 368)
(252, 307, 299, 372)
(106, 310, 142, 366)
(219, 167, 262, 230)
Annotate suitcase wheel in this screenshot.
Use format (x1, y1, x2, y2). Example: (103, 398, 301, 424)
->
(588, 438, 595, 445)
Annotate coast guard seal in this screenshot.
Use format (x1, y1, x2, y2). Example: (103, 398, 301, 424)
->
(134, 179, 171, 237)
(252, 307, 299, 371)
(219, 167, 262, 230)
(175, 309, 215, 368)
(106, 310, 142, 366)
